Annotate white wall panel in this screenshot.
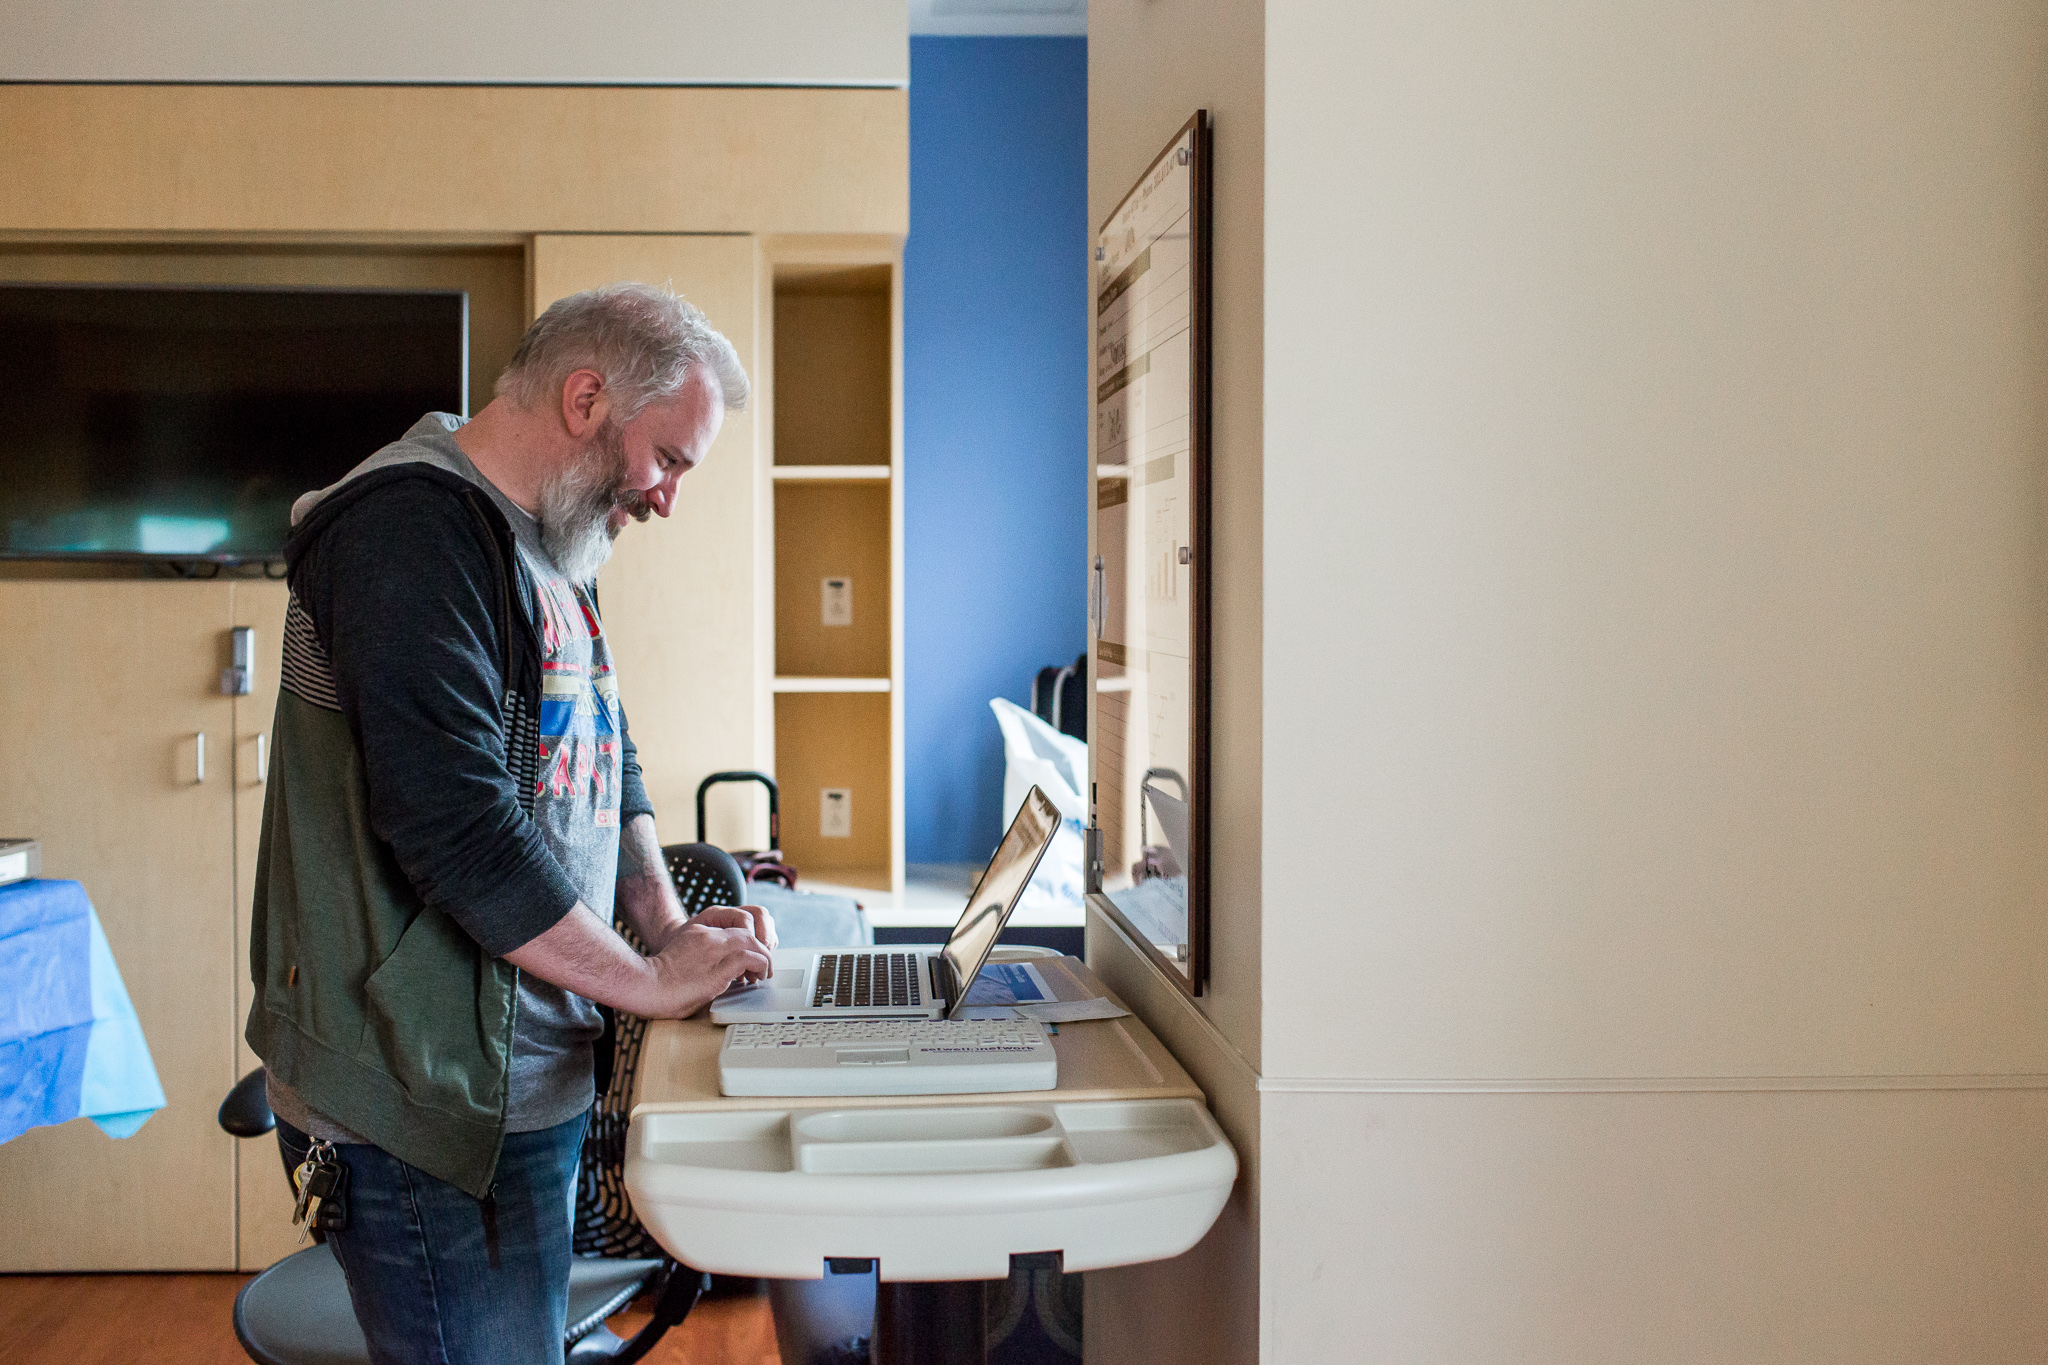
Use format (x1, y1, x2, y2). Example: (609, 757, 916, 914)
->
(0, 0, 906, 86)
(1263, 1088, 2048, 1365)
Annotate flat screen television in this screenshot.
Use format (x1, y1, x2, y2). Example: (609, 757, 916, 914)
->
(0, 282, 468, 565)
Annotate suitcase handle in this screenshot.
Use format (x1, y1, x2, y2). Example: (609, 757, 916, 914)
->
(695, 770, 780, 849)
(1138, 767, 1187, 850)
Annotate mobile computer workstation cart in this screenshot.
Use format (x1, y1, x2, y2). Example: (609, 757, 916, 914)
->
(624, 950, 1238, 1365)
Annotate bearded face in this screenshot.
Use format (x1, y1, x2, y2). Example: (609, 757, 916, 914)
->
(534, 417, 650, 582)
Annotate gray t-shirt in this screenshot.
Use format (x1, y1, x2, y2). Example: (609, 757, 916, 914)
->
(272, 415, 620, 1142)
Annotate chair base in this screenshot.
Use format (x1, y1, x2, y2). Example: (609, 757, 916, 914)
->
(232, 1244, 665, 1365)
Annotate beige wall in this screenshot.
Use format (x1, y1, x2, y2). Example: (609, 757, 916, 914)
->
(1085, 0, 1265, 1359)
(1260, 2, 2048, 1361)
(1264, 1089, 2048, 1363)
(0, 0, 906, 85)
(1263, 0, 2048, 1086)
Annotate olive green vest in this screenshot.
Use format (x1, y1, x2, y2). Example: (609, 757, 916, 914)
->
(245, 690, 519, 1197)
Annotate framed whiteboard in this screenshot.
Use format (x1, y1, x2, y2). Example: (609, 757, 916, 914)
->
(1089, 111, 1212, 996)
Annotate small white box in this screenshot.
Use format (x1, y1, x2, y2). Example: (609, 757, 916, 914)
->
(0, 838, 41, 886)
(821, 577, 853, 627)
(820, 788, 853, 838)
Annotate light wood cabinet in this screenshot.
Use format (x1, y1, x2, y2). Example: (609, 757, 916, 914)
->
(231, 581, 300, 1270)
(0, 582, 253, 1270)
(0, 243, 526, 1270)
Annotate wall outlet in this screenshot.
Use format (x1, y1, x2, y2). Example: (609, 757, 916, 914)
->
(820, 787, 853, 838)
(821, 577, 853, 627)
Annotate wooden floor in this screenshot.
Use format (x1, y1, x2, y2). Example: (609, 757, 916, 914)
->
(0, 1273, 781, 1365)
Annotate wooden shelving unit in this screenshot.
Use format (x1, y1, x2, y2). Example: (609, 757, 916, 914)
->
(762, 247, 904, 894)
(772, 465, 891, 481)
(772, 677, 892, 692)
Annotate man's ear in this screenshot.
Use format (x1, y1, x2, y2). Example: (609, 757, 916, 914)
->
(559, 369, 609, 437)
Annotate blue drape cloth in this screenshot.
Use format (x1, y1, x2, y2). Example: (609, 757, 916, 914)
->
(0, 879, 166, 1144)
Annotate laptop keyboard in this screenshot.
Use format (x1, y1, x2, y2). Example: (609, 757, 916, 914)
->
(811, 952, 925, 1009)
(725, 1020, 1048, 1050)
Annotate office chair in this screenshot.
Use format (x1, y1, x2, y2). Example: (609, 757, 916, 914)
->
(219, 844, 751, 1365)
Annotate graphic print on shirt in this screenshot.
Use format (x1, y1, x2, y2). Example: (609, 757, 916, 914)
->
(533, 575, 622, 829)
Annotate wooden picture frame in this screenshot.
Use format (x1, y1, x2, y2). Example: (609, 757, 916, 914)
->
(1088, 111, 1213, 997)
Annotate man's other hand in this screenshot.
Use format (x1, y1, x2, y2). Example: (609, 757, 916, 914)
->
(696, 904, 778, 958)
(644, 915, 773, 1017)
(503, 900, 772, 1021)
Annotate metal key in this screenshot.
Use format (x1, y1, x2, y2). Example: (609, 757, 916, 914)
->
(297, 1163, 341, 1240)
(292, 1140, 341, 1243)
(290, 1158, 318, 1225)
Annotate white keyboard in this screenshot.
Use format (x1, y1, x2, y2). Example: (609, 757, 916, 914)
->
(718, 1019, 1057, 1097)
(726, 1020, 1047, 1049)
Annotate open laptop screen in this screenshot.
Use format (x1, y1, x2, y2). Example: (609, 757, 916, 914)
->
(937, 787, 1062, 1016)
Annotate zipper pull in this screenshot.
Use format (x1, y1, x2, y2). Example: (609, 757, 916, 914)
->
(479, 1185, 501, 1269)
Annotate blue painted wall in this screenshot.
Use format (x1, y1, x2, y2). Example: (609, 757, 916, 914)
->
(904, 36, 1088, 863)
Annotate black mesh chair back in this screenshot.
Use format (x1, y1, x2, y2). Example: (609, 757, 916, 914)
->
(663, 842, 749, 917)
(571, 843, 747, 1262)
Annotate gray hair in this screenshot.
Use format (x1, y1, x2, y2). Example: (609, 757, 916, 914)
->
(495, 281, 749, 420)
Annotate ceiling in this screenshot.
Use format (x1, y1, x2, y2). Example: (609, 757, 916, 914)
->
(908, 0, 1085, 37)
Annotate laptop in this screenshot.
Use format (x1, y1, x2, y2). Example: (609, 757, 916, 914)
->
(707, 785, 1063, 1025)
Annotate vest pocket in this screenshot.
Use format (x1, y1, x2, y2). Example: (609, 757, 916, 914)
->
(358, 906, 503, 1109)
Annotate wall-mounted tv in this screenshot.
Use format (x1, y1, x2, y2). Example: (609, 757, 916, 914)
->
(0, 282, 468, 564)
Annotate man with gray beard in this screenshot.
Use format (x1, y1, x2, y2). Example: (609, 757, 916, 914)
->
(246, 283, 774, 1364)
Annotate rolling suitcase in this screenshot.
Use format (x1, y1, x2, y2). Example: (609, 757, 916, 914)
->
(694, 770, 798, 889)
(679, 769, 869, 951)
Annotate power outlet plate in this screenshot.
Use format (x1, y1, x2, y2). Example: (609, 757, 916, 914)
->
(820, 787, 853, 838)
(821, 577, 853, 627)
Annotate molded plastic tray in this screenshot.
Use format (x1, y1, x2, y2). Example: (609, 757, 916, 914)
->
(624, 1098, 1236, 1280)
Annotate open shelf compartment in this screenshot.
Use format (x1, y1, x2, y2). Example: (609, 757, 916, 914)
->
(767, 249, 902, 892)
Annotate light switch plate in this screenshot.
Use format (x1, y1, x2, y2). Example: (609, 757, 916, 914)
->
(820, 787, 852, 838)
(821, 577, 853, 627)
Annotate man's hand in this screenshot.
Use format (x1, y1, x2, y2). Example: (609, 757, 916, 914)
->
(640, 914, 776, 1015)
(504, 900, 772, 1020)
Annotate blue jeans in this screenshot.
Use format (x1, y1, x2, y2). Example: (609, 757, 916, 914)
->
(275, 1113, 589, 1365)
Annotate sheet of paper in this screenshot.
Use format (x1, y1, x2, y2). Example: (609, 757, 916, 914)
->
(964, 961, 1054, 1006)
(1014, 997, 1131, 1023)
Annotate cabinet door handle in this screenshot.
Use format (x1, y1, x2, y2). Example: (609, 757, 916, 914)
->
(255, 732, 268, 784)
(192, 732, 206, 785)
(1091, 555, 1106, 639)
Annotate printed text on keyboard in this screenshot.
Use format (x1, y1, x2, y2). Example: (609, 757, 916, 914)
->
(726, 1020, 1048, 1051)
